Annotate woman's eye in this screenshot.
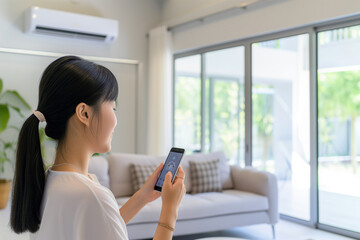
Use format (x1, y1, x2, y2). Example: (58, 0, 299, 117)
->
(113, 108, 117, 111)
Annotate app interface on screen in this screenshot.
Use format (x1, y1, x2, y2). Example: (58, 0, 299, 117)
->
(156, 151, 183, 187)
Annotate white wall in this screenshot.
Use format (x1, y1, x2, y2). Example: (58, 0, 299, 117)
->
(2, 0, 358, 155)
(160, 0, 360, 52)
(0, 0, 162, 154)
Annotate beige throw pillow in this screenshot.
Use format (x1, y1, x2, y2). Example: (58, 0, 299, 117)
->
(129, 164, 157, 192)
(189, 159, 222, 194)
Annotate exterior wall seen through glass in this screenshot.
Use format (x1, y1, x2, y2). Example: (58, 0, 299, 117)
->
(252, 34, 310, 221)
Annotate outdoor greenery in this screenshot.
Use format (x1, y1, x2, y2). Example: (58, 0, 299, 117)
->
(252, 85, 274, 171)
(318, 70, 360, 174)
(175, 76, 245, 163)
(175, 75, 275, 166)
(174, 76, 201, 152)
(210, 79, 244, 163)
(0, 78, 31, 179)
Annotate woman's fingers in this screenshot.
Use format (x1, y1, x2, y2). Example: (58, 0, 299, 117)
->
(142, 163, 163, 188)
(174, 166, 185, 183)
(149, 163, 163, 182)
(177, 166, 185, 178)
(163, 171, 173, 189)
(153, 163, 164, 177)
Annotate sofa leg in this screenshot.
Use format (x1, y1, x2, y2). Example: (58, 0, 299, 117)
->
(271, 224, 276, 239)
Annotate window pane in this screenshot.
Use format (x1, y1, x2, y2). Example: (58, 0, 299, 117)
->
(204, 47, 245, 166)
(174, 55, 201, 153)
(318, 25, 360, 233)
(252, 34, 310, 220)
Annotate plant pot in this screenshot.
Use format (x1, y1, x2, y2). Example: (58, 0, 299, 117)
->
(0, 179, 12, 209)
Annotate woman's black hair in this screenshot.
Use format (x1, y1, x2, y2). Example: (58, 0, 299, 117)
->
(10, 56, 118, 233)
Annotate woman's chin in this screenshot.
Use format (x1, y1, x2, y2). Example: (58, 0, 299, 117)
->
(96, 145, 111, 154)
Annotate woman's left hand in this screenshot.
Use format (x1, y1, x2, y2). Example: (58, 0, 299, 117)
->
(120, 163, 164, 224)
(136, 163, 164, 204)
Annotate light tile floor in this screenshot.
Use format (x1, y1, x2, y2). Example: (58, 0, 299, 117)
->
(0, 200, 356, 240)
(0, 201, 28, 240)
(172, 220, 355, 240)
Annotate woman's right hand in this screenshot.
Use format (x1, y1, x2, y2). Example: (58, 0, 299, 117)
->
(161, 166, 186, 214)
(154, 167, 185, 239)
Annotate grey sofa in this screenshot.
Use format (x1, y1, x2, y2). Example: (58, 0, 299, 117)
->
(88, 151, 278, 239)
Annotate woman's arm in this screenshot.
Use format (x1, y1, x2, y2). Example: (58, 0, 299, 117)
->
(120, 165, 186, 240)
(153, 204, 177, 240)
(120, 163, 163, 224)
(153, 169, 186, 240)
(119, 191, 147, 224)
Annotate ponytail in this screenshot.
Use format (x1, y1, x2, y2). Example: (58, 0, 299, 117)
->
(10, 55, 118, 233)
(10, 114, 45, 233)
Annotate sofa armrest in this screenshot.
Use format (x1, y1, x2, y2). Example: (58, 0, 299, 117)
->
(231, 166, 278, 224)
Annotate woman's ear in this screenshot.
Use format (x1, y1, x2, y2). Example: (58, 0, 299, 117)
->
(75, 103, 91, 126)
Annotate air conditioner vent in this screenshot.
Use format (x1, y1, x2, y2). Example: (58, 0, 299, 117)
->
(35, 26, 107, 41)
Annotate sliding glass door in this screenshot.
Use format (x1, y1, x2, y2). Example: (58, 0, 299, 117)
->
(174, 55, 201, 153)
(317, 24, 360, 233)
(252, 34, 310, 220)
(173, 17, 360, 239)
(174, 47, 245, 165)
(204, 47, 245, 165)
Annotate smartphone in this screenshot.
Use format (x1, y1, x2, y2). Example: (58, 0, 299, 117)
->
(154, 147, 185, 192)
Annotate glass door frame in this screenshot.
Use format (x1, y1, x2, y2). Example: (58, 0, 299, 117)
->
(245, 28, 317, 228)
(207, 76, 243, 154)
(172, 14, 360, 239)
(174, 27, 317, 226)
(315, 18, 360, 239)
(173, 45, 246, 160)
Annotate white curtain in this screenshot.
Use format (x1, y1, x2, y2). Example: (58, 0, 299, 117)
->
(146, 26, 172, 156)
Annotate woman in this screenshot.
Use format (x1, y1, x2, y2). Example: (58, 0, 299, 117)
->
(10, 56, 186, 239)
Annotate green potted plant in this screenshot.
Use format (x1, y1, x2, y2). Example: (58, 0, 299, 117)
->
(0, 78, 31, 209)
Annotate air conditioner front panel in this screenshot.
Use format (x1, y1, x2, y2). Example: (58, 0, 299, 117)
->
(24, 7, 118, 43)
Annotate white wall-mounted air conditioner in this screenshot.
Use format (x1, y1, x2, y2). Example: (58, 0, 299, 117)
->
(24, 7, 118, 43)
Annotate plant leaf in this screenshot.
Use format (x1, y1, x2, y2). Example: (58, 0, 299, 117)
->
(8, 105, 25, 118)
(4, 142, 13, 149)
(0, 78, 3, 94)
(4, 157, 11, 163)
(0, 104, 10, 133)
(39, 128, 46, 143)
(1, 90, 31, 110)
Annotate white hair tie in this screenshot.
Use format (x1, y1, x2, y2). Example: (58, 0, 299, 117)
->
(33, 110, 46, 122)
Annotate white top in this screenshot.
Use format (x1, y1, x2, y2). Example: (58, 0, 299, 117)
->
(30, 170, 128, 240)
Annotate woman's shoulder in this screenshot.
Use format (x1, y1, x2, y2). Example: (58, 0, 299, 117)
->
(46, 170, 114, 205)
(39, 171, 128, 240)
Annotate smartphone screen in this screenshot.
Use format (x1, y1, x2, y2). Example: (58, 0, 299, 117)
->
(154, 147, 185, 192)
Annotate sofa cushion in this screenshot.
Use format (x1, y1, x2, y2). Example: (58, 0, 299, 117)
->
(117, 190, 268, 224)
(189, 159, 222, 194)
(88, 156, 110, 189)
(108, 153, 163, 197)
(107, 151, 232, 196)
(181, 151, 233, 193)
(130, 164, 157, 192)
